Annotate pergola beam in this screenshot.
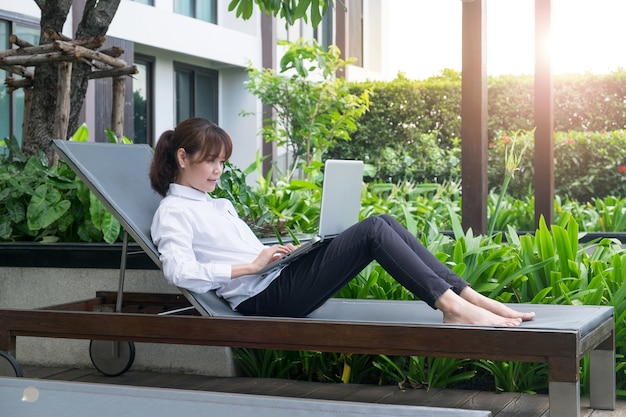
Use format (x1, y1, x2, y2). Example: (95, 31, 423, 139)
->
(461, 0, 555, 234)
(461, 0, 488, 234)
(534, 0, 555, 228)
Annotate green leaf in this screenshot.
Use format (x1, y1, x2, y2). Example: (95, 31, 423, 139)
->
(88, 193, 110, 229)
(100, 211, 121, 244)
(26, 184, 71, 230)
(71, 123, 90, 142)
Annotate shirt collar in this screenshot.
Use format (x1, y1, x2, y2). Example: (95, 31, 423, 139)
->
(167, 183, 212, 201)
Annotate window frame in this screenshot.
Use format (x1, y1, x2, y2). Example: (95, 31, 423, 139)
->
(173, 62, 219, 124)
(173, 0, 217, 24)
(133, 54, 155, 145)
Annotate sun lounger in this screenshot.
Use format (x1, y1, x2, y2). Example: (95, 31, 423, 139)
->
(0, 140, 615, 417)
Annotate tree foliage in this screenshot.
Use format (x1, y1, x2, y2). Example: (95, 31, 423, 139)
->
(228, 0, 338, 27)
(245, 39, 369, 177)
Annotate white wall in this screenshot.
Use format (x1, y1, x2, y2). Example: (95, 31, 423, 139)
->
(220, 68, 264, 172)
(0, 0, 39, 18)
(109, 1, 261, 68)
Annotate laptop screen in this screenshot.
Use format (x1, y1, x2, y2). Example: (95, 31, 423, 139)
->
(318, 160, 363, 237)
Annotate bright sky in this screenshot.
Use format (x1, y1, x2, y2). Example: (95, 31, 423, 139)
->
(388, 0, 626, 79)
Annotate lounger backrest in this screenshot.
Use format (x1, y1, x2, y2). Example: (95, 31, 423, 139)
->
(52, 140, 163, 266)
(52, 140, 241, 317)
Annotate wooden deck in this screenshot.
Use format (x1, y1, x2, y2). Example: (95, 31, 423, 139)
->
(20, 365, 626, 417)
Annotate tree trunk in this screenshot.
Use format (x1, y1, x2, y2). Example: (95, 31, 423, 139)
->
(23, 0, 72, 158)
(68, 0, 122, 140)
(24, 0, 121, 160)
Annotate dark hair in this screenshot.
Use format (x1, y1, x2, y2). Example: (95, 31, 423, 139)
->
(150, 118, 233, 196)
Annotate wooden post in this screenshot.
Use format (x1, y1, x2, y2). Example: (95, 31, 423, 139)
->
(461, 0, 488, 235)
(534, 0, 554, 228)
(54, 61, 72, 140)
(111, 76, 125, 141)
(261, 12, 276, 178)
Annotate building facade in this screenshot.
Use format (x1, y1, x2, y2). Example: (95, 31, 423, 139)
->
(0, 0, 389, 171)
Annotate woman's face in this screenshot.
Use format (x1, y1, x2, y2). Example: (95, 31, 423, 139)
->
(176, 148, 226, 193)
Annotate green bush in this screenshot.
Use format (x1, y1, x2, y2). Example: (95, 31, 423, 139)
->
(327, 72, 462, 183)
(488, 130, 626, 202)
(332, 70, 626, 200)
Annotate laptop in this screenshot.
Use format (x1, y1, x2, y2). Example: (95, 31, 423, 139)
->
(256, 159, 363, 275)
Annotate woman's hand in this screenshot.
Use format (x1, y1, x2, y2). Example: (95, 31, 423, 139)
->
(231, 243, 300, 278)
(253, 243, 299, 270)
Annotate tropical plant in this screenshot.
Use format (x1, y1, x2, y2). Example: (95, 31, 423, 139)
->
(232, 207, 626, 395)
(488, 129, 533, 236)
(245, 38, 370, 177)
(0, 135, 103, 242)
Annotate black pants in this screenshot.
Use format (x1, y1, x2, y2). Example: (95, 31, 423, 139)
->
(237, 215, 469, 317)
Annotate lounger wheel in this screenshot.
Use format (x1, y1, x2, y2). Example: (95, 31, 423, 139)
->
(89, 340, 135, 377)
(0, 351, 23, 377)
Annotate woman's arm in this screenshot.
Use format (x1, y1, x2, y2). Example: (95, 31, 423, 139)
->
(231, 243, 299, 278)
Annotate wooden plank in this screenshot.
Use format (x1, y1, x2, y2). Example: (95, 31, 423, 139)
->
(47, 368, 98, 382)
(496, 393, 550, 416)
(302, 382, 364, 401)
(372, 387, 446, 407)
(39, 297, 106, 311)
(257, 379, 332, 399)
(22, 366, 74, 379)
(390, 388, 471, 409)
(342, 384, 398, 404)
(466, 391, 526, 415)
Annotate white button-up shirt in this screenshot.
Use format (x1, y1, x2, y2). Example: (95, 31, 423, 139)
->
(150, 183, 281, 310)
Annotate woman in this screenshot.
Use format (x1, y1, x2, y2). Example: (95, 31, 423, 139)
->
(150, 118, 535, 326)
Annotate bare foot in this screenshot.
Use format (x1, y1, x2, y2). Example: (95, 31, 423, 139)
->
(460, 287, 535, 322)
(435, 289, 523, 326)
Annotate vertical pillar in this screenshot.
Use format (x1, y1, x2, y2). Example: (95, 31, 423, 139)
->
(112, 76, 125, 141)
(534, 0, 554, 228)
(261, 13, 276, 177)
(335, 3, 347, 62)
(461, 0, 488, 234)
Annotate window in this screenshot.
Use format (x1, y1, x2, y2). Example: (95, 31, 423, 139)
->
(174, 63, 218, 124)
(174, 0, 217, 24)
(0, 19, 39, 149)
(314, 9, 333, 51)
(133, 56, 153, 145)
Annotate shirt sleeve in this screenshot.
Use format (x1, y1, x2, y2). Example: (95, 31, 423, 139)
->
(151, 204, 232, 293)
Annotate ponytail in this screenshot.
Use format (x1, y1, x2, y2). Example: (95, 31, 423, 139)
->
(150, 130, 179, 197)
